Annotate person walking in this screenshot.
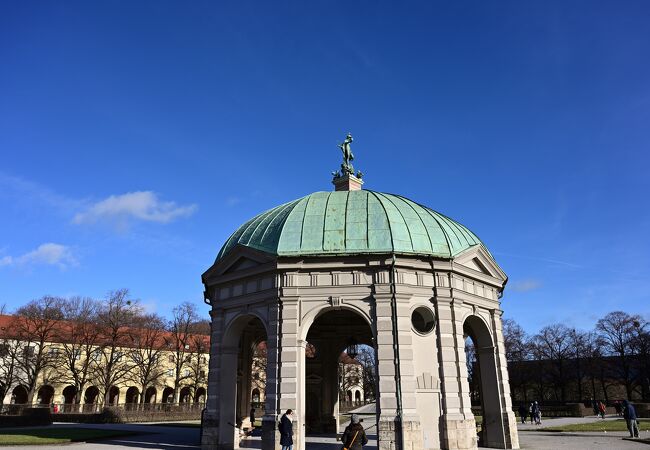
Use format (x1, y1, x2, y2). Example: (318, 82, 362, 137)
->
(528, 403, 535, 424)
(623, 400, 640, 439)
(533, 401, 542, 425)
(518, 403, 527, 424)
(598, 401, 606, 419)
(341, 414, 368, 450)
(278, 409, 294, 450)
(250, 407, 256, 429)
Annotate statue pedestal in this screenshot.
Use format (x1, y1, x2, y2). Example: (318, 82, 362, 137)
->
(333, 174, 363, 191)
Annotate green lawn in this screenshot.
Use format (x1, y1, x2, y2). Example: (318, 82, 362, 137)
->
(539, 419, 650, 433)
(0, 428, 137, 446)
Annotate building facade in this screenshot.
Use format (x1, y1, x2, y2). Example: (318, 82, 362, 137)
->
(0, 314, 209, 411)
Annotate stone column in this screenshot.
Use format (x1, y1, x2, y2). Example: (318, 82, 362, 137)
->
(374, 291, 424, 450)
(489, 310, 519, 449)
(202, 308, 225, 448)
(262, 303, 281, 450)
(263, 296, 303, 450)
(434, 293, 476, 450)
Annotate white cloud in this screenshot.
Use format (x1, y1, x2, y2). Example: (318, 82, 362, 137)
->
(72, 191, 197, 228)
(509, 279, 543, 293)
(0, 243, 78, 269)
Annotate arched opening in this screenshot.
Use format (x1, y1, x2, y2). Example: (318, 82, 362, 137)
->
(108, 386, 120, 405)
(145, 387, 157, 404)
(37, 385, 54, 405)
(11, 385, 28, 404)
(464, 315, 505, 448)
(355, 390, 361, 404)
(195, 387, 206, 404)
(304, 308, 377, 439)
(162, 387, 174, 403)
(84, 386, 99, 404)
(179, 386, 192, 403)
(62, 386, 76, 411)
(251, 388, 260, 407)
(218, 315, 268, 448)
(125, 387, 139, 408)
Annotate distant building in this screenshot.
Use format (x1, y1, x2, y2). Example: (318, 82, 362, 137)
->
(0, 314, 209, 410)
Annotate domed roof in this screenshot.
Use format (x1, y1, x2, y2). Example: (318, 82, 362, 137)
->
(217, 190, 485, 261)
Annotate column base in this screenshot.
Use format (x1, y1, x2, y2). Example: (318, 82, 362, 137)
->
(378, 416, 424, 450)
(440, 415, 477, 450)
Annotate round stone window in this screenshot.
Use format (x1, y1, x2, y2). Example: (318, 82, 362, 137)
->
(411, 307, 435, 335)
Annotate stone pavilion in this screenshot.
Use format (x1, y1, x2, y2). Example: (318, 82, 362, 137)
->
(201, 137, 519, 450)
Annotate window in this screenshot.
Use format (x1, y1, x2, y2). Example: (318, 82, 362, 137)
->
(199, 370, 206, 379)
(184, 369, 190, 377)
(167, 369, 174, 377)
(168, 355, 174, 363)
(411, 306, 435, 335)
(201, 356, 207, 364)
(0, 344, 9, 357)
(23, 346, 35, 358)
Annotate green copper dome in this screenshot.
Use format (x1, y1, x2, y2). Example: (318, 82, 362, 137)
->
(217, 190, 485, 261)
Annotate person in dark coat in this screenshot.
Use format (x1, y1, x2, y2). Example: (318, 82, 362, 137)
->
(278, 409, 294, 450)
(250, 408, 256, 429)
(518, 404, 527, 424)
(623, 400, 640, 438)
(341, 414, 368, 450)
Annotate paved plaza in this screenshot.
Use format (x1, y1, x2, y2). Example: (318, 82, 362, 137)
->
(1, 414, 648, 450)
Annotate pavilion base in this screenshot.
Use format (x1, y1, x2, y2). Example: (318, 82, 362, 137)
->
(378, 416, 424, 450)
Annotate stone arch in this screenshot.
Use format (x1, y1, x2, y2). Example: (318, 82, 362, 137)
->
(303, 307, 376, 436)
(145, 387, 157, 404)
(299, 302, 373, 343)
(217, 314, 268, 448)
(195, 387, 206, 404)
(84, 386, 99, 404)
(179, 386, 192, 403)
(108, 386, 120, 405)
(222, 311, 269, 347)
(125, 386, 139, 404)
(11, 385, 28, 404)
(37, 385, 54, 405)
(463, 314, 505, 448)
(251, 387, 260, 405)
(62, 386, 76, 411)
(162, 387, 175, 403)
(354, 389, 361, 404)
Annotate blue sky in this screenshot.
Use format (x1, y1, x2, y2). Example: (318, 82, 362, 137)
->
(1, 1, 649, 333)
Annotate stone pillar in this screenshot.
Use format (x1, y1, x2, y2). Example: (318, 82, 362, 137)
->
(263, 296, 303, 450)
(374, 291, 424, 450)
(434, 294, 476, 450)
(489, 310, 519, 449)
(202, 308, 225, 448)
(262, 305, 281, 450)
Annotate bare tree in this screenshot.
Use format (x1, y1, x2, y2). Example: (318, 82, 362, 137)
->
(596, 311, 641, 399)
(356, 345, 377, 402)
(0, 314, 21, 406)
(533, 324, 573, 401)
(91, 289, 142, 406)
(187, 320, 211, 402)
(54, 296, 101, 409)
(127, 313, 168, 406)
(167, 302, 199, 403)
(13, 296, 65, 403)
(502, 319, 531, 402)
